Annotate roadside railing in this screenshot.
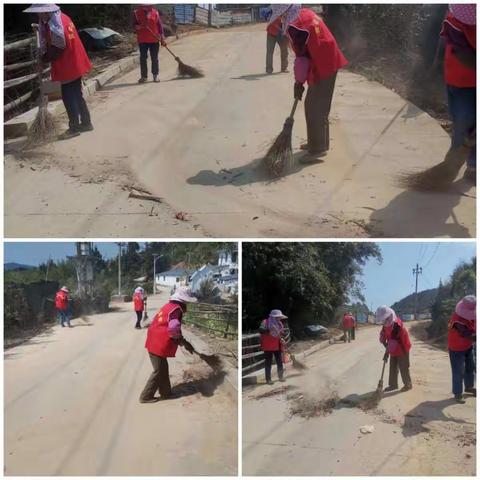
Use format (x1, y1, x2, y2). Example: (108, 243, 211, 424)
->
(184, 302, 238, 339)
(242, 328, 291, 377)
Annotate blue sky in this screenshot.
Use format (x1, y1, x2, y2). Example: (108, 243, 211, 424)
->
(360, 242, 476, 310)
(4, 242, 121, 265)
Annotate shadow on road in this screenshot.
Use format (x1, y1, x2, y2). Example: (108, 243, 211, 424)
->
(401, 398, 475, 438)
(231, 72, 283, 81)
(186, 152, 324, 188)
(367, 178, 474, 238)
(173, 370, 227, 398)
(100, 82, 144, 91)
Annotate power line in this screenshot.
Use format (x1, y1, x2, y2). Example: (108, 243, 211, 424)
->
(423, 243, 441, 269)
(419, 243, 429, 265)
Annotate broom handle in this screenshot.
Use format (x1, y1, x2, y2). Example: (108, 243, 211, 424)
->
(289, 99, 299, 120)
(34, 31, 45, 97)
(144, 25, 178, 60)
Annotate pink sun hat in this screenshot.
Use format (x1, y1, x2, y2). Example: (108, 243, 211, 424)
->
(449, 4, 476, 25)
(455, 295, 476, 321)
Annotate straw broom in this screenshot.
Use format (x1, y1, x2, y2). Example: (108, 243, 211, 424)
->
(183, 338, 222, 371)
(26, 31, 57, 146)
(397, 143, 469, 192)
(263, 99, 299, 176)
(145, 26, 204, 79)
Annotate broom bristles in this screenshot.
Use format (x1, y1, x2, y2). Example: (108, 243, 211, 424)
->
(291, 354, 307, 370)
(263, 123, 294, 176)
(177, 58, 204, 78)
(25, 103, 57, 147)
(199, 353, 222, 371)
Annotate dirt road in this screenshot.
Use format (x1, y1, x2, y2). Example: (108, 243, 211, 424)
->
(4, 292, 237, 476)
(243, 324, 476, 476)
(5, 24, 475, 238)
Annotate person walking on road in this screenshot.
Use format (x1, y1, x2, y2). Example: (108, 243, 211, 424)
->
(448, 295, 476, 403)
(55, 286, 71, 327)
(440, 4, 476, 181)
(259, 309, 286, 385)
(342, 312, 355, 343)
(133, 286, 146, 329)
(139, 286, 196, 403)
(271, 5, 347, 161)
(376, 306, 412, 392)
(133, 4, 167, 83)
(266, 13, 289, 74)
(24, 4, 93, 140)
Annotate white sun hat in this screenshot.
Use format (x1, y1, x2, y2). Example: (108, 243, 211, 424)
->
(23, 4, 60, 13)
(170, 286, 197, 304)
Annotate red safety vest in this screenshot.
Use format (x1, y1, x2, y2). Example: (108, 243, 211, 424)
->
(288, 8, 347, 85)
(145, 302, 183, 357)
(260, 318, 283, 351)
(55, 290, 68, 311)
(133, 292, 144, 312)
(134, 6, 161, 44)
(47, 13, 91, 83)
(267, 16, 282, 37)
(448, 312, 475, 351)
(380, 318, 412, 357)
(342, 314, 354, 329)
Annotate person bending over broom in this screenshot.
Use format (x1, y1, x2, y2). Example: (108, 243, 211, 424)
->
(24, 4, 93, 140)
(139, 286, 196, 403)
(376, 306, 412, 393)
(270, 5, 347, 163)
(259, 309, 287, 385)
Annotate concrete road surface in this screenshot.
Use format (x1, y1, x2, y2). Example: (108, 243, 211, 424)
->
(4, 292, 237, 476)
(5, 24, 475, 238)
(243, 324, 476, 476)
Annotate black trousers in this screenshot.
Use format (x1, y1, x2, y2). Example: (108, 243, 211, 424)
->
(264, 350, 283, 382)
(61, 77, 91, 130)
(135, 310, 142, 328)
(140, 353, 172, 400)
(139, 42, 160, 78)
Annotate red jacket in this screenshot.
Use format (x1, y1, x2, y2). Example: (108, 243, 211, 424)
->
(145, 302, 183, 358)
(47, 13, 91, 83)
(448, 312, 476, 351)
(380, 318, 411, 357)
(55, 290, 68, 311)
(260, 318, 284, 351)
(133, 292, 144, 312)
(288, 8, 347, 85)
(441, 12, 476, 88)
(267, 17, 282, 37)
(133, 6, 163, 44)
(342, 314, 355, 329)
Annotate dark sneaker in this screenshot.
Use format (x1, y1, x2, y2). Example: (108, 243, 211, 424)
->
(455, 394, 466, 404)
(79, 123, 94, 132)
(464, 166, 476, 183)
(278, 377, 286, 383)
(139, 397, 160, 404)
(266, 380, 274, 385)
(384, 386, 398, 392)
(138, 77, 147, 84)
(401, 385, 412, 392)
(465, 387, 476, 396)
(266, 70, 273, 75)
(281, 69, 289, 73)
(161, 392, 180, 400)
(58, 129, 81, 141)
(153, 75, 160, 83)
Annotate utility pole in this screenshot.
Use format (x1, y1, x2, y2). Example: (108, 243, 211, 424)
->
(413, 263, 423, 320)
(153, 254, 162, 295)
(117, 242, 123, 297)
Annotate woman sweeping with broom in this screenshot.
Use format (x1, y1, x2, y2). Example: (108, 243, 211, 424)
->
(24, 4, 93, 141)
(272, 5, 347, 164)
(376, 306, 412, 393)
(139, 286, 197, 403)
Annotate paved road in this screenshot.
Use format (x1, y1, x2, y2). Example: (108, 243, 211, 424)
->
(4, 292, 237, 476)
(243, 324, 476, 476)
(5, 24, 475, 238)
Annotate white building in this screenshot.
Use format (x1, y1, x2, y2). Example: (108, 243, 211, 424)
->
(155, 268, 193, 289)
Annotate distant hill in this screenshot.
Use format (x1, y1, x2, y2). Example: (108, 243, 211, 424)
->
(391, 287, 438, 315)
(4, 262, 35, 271)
